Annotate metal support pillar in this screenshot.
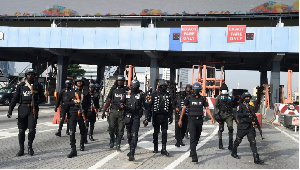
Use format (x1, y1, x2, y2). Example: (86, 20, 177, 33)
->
(119, 56, 125, 75)
(56, 56, 69, 92)
(270, 61, 280, 109)
(170, 68, 176, 83)
(260, 70, 268, 86)
(150, 58, 159, 90)
(96, 65, 105, 84)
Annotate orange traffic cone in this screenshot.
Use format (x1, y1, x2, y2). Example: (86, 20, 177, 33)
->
(52, 106, 68, 124)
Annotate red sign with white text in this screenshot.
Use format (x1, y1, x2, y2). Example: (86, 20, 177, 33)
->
(180, 25, 198, 42)
(227, 25, 246, 43)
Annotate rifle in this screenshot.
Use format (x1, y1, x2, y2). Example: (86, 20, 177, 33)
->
(249, 105, 264, 140)
(75, 93, 86, 120)
(30, 85, 36, 123)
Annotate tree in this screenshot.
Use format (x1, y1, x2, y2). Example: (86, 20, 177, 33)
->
(67, 64, 86, 78)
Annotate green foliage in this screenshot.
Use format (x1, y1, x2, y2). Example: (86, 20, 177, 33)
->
(67, 64, 86, 78)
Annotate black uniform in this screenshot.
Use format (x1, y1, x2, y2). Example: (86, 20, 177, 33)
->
(8, 80, 45, 155)
(173, 95, 188, 146)
(119, 89, 145, 160)
(67, 88, 89, 156)
(107, 85, 127, 151)
(55, 88, 72, 135)
(146, 89, 173, 155)
(85, 91, 100, 140)
(184, 91, 192, 139)
(231, 102, 264, 164)
(184, 94, 208, 160)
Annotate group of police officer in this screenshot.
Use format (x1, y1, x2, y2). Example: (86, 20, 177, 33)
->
(7, 68, 264, 164)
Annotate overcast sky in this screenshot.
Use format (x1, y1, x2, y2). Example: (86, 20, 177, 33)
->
(15, 62, 299, 94)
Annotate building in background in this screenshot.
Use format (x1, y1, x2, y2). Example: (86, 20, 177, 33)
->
(0, 61, 16, 76)
(178, 68, 189, 87)
(162, 68, 170, 80)
(79, 64, 97, 80)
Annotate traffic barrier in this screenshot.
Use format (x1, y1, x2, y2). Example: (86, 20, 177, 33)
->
(52, 106, 67, 124)
(255, 113, 262, 128)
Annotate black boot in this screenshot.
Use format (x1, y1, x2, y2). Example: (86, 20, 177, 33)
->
(66, 130, 70, 135)
(109, 135, 115, 148)
(231, 140, 240, 159)
(153, 142, 158, 153)
(55, 130, 61, 137)
(16, 144, 24, 157)
(128, 145, 135, 161)
(116, 135, 122, 152)
(219, 139, 223, 149)
(191, 151, 198, 162)
(253, 153, 264, 164)
(66, 120, 70, 135)
(180, 140, 185, 146)
(68, 145, 77, 158)
(28, 142, 34, 156)
(175, 140, 180, 147)
(228, 140, 233, 151)
(80, 143, 85, 151)
(89, 135, 94, 141)
(161, 144, 169, 156)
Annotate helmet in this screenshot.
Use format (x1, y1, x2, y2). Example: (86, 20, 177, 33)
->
(186, 84, 192, 88)
(89, 83, 95, 87)
(116, 75, 125, 81)
(95, 83, 100, 88)
(192, 82, 202, 90)
(158, 80, 168, 87)
(25, 68, 36, 76)
(220, 84, 228, 91)
(65, 80, 72, 84)
(75, 76, 85, 86)
(241, 92, 252, 99)
(130, 79, 140, 87)
(180, 87, 186, 92)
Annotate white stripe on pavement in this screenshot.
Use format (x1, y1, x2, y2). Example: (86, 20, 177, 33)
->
(274, 126, 299, 143)
(164, 127, 219, 169)
(88, 129, 154, 169)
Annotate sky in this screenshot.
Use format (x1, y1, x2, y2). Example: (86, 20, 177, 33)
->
(15, 62, 299, 94)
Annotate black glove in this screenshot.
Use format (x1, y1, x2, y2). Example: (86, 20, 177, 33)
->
(168, 117, 173, 124)
(143, 119, 148, 127)
(214, 114, 221, 122)
(7, 111, 12, 118)
(54, 108, 57, 112)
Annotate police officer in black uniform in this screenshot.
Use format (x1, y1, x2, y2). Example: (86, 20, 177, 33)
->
(178, 82, 215, 162)
(85, 83, 100, 141)
(7, 68, 46, 156)
(231, 92, 264, 164)
(173, 87, 188, 147)
(144, 79, 173, 156)
(66, 76, 89, 158)
(55, 80, 73, 136)
(102, 75, 127, 152)
(119, 79, 145, 161)
(185, 84, 192, 139)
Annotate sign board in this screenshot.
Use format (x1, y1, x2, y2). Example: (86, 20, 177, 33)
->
(180, 25, 198, 43)
(227, 25, 246, 43)
(0, 32, 4, 40)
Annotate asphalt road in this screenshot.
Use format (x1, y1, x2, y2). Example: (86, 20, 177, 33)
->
(0, 106, 298, 169)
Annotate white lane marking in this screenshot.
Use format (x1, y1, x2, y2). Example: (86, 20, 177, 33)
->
(88, 129, 154, 169)
(164, 127, 219, 169)
(138, 141, 190, 152)
(274, 126, 299, 144)
(0, 128, 57, 139)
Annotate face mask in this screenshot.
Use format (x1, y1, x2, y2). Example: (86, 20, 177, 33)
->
(65, 84, 71, 89)
(194, 90, 200, 96)
(221, 90, 228, 95)
(244, 99, 250, 103)
(180, 92, 186, 98)
(131, 87, 139, 93)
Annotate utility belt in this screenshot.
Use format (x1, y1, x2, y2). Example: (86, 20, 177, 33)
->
(111, 104, 119, 110)
(188, 116, 204, 120)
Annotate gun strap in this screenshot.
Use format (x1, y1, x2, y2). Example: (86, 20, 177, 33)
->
(25, 80, 38, 94)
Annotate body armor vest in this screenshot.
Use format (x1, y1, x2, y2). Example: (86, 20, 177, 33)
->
(188, 95, 205, 117)
(62, 89, 72, 103)
(218, 95, 231, 112)
(112, 87, 126, 106)
(19, 82, 39, 104)
(125, 92, 142, 113)
(240, 104, 253, 123)
(153, 92, 170, 114)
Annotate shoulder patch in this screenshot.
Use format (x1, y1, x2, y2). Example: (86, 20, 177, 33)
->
(237, 106, 239, 111)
